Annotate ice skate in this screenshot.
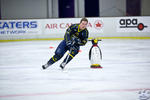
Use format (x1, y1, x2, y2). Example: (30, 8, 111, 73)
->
(60, 62, 66, 70)
(42, 63, 49, 70)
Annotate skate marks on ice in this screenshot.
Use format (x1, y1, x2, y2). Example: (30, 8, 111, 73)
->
(0, 40, 150, 100)
(0, 88, 150, 98)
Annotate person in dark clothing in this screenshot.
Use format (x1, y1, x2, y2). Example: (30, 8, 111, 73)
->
(42, 18, 89, 70)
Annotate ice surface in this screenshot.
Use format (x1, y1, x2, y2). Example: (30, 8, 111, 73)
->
(0, 39, 150, 100)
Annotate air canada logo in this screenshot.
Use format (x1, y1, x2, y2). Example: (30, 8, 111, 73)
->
(119, 19, 148, 31)
(94, 20, 103, 30)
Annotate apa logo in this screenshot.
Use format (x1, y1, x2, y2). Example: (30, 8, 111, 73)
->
(94, 20, 103, 30)
(119, 18, 148, 31)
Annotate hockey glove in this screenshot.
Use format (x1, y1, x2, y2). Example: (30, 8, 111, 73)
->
(71, 44, 79, 51)
(75, 38, 81, 45)
(71, 36, 81, 46)
(66, 40, 72, 49)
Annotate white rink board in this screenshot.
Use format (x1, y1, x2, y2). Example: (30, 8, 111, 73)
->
(43, 18, 104, 38)
(116, 16, 150, 33)
(0, 19, 42, 40)
(0, 17, 150, 40)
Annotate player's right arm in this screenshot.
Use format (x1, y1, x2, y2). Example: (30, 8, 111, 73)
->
(64, 24, 75, 48)
(64, 25, 73, 41)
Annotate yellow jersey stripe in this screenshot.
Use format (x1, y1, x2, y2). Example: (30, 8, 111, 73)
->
(52, 57, 56, 62)
(69, 53, 74, 58)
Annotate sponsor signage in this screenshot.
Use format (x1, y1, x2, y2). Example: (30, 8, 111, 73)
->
(1, 17, 150, 40)
(43, 18, 104, 34)
(0, 20, 40, 35)
(117, 17, 150, 32)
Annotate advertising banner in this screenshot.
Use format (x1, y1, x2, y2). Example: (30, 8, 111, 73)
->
(43, 18, 104, 36)
(116, 17, 150, 32)
(0, 16, 150, 41)
(0, 20, 41, 35)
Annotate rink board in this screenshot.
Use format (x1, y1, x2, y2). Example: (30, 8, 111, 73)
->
(0, 16, 150, 41)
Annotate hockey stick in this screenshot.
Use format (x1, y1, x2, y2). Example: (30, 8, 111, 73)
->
(64, 48, 73, 64)
(64, 40, 75, 64)
(60, 41, 75, 69)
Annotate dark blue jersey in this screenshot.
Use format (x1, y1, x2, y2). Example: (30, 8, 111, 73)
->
(64, 24, 89, 46)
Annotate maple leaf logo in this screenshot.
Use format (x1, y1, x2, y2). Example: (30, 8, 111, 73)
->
(94, 20, 103, 30)
(96, 22, 102, 27)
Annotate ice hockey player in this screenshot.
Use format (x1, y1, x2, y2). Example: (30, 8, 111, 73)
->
(42, 18, 89, 70)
